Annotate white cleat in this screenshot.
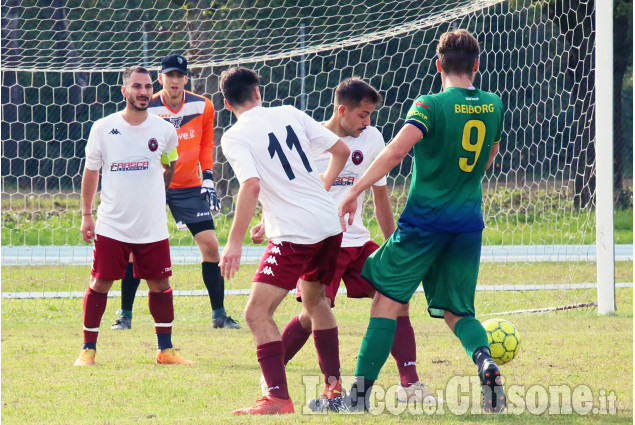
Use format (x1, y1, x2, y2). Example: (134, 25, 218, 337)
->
(396, 381, 443, 404)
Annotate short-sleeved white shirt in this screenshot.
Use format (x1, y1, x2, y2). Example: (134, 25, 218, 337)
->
(313, 126, 387, 247)
(84, 112, 178, 243)
(221, 105, 342, 244)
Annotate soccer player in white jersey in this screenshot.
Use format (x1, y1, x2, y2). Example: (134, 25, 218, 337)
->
(112, 54, 240, 331)
(256, 78, 439, 405)
(219, 66, 350, 415)
(74, 66, 193, 367)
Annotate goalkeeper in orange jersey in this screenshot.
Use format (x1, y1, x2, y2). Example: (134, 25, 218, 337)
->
(112, 54, 240, 331)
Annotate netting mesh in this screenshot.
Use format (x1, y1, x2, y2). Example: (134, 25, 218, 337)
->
(1, 0, 602, 319)
(3, 0, 502, 71)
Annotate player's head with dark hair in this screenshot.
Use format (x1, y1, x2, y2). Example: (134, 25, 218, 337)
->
(122, 66, 151, 86)
(436, 29, 480, 76)
(121, 67, 152, 111)
(334, 77, 382, 109)
(332, 77, 381, 138)
(220, 67, 261, 108)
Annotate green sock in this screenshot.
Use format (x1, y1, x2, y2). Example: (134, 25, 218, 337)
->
(454, 316, 489, 360)
(355, 317, 397, 380)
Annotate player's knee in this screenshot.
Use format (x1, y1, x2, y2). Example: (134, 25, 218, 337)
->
(298, 310, 313, 330)
(243, 304, 267, 329)
(200, 242, 220, 260)
(196, 232, 220, 259)
(444, 311, 460, 331)
(303, 296, 330, 315)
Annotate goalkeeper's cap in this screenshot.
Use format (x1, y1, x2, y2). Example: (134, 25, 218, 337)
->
(161, 54, 188, 75)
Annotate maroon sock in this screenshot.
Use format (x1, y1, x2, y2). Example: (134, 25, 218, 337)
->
(313, 327, 340, 384)
(149, 288, 174, 350)
(257, 341, 289, 400)
(82, 287, 108, 345)
(392, 316, 420, 386)
(281, 315, 312, 365)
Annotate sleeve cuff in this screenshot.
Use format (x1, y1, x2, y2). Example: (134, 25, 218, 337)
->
(404, 119, 427, 135)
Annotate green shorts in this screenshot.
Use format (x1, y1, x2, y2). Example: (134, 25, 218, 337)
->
(361, 221, 482, 318)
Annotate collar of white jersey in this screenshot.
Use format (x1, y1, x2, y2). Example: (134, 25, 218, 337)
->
(117, 111, 152, 127)
(237, 105, 264, 120)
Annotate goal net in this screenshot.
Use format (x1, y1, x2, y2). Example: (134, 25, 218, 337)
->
(2, 0, 615, 321)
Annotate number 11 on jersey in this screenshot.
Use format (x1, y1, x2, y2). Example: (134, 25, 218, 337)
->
(268, 125, 313, 180)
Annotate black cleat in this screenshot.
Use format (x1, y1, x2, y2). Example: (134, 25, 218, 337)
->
(213, 315, 241, 329)
(479, 359, 506, 413)
(111, 315, 131, 330)
(308, 394, 364, 413)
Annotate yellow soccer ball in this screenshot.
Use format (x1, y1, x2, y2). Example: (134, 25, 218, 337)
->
(482, 318, 521, 365)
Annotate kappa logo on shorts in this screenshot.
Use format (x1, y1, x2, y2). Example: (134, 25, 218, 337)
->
(270, 246, 282, 255)
(264, 256, 278, 265)
(261, 266, 274, 276)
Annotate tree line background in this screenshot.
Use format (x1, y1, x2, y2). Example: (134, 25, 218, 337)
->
(1, 0, 632, 210)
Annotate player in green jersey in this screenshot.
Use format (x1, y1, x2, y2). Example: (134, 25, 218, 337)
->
(312, 29, 505, 414)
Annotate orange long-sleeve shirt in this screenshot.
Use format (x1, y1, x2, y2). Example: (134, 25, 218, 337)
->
(148, 90, 215, 188)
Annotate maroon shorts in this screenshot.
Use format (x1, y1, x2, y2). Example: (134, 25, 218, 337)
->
(253, 233, 343, 291)
(91, 234, 172, 281)
(296, 240, 378, 307)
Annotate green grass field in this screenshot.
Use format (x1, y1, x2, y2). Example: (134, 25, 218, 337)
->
(2, 191, 632, 246)
(2, 189, 633, 422)
(2, 261, 633, 424)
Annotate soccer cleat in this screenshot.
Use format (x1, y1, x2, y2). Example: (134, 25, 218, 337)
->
(213, 315, 241, 329)
(74, 348, 96, 366)
(319, 379, 344, 400)
(307, 381, 353, 413)
(396, 381, 443, 404)
(111, 314, 132, 330)
(308, 393, 365, 413)
(156, 348, 195, 365)
(479, 358, 506, 413)
(233, 395, 294, 415)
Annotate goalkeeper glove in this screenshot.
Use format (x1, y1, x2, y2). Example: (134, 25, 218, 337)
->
(200, 169, 221, 212)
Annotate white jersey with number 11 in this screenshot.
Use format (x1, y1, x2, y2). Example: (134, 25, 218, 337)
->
(221, 105, 342, 244)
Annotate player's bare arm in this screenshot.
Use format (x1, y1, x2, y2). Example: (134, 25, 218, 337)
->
(486, 142, 500, 171)
(162, 160, 177, 190)
(339, 123, 422, 227)
(371, 184, 395, 239)
(220, 177, 260, 279)
(80, 168, 100, 243)
(320, 140, 350, 191)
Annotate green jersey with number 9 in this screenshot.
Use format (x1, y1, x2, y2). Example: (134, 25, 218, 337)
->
(400, 87, 504, 233)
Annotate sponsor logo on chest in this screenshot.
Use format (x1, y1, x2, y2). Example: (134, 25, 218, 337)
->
(110, 156, 150, 172)
(333, 171, 357, 186)
(178, 129, 196, 141)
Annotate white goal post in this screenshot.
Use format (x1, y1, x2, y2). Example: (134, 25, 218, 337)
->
(595, 0, 616, 315)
